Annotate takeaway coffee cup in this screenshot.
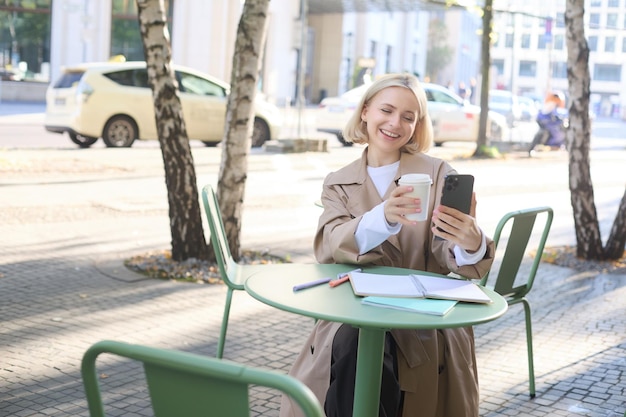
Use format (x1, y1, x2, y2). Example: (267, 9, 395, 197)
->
(397, 173, 432, 221)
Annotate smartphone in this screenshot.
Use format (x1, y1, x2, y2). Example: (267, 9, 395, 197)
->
(440, 174, 474, 214)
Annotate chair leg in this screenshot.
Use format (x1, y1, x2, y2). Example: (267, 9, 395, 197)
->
(521, 298, 536, 398)
(216, 288, 234, 359)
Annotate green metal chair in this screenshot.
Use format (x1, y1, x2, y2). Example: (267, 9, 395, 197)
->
(200, 184, 269, 359)
(81, 340, 325, 417)
(202, 185, 316, 358)
(480, 206, 553, 398)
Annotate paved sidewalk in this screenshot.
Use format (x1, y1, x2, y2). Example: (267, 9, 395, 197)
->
(1, 136, 625, 416)
(1, 221, 624, 417)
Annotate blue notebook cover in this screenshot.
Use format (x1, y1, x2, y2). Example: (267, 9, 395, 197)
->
(361, 296, 457, 316)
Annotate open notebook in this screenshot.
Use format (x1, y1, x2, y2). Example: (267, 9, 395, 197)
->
(349, 271, 492, 304)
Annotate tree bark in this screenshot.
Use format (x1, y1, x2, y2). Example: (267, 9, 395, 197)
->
(604, 189, 626, 259)
(474, 0, 493, 155)
(217, 0, 270, 261)
(564, 0, 605, 260)
(136, 0, 208, 261)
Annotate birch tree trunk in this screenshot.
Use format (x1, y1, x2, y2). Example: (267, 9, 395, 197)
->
(564, 1, 604, 259)
(565, 0, 625, 260)
(604, 189, 626, 259)
(136, 0, 208, 261)
(217, 0, 270, 261)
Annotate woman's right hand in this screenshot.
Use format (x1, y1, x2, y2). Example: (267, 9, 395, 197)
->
(384, 185, 422, 225)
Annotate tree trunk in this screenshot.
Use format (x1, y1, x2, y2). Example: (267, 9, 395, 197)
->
(474, 0, 493, 155)
(217, 0, 270, 261)
(564, 0, 604, 260)
(136, 0, 208, 261)
(604, 189, 626, 259)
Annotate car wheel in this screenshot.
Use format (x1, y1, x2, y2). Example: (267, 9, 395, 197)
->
(202, 141, 219, 147)
(69, 132, 98, 148)
(337, 133, 353, 147)
(102, 115, 137, 148)
(251, 117, 270, 148)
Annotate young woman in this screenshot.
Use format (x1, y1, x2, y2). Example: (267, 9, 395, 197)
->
(528, 91, 568, 155)
(280, 73, 495, 417)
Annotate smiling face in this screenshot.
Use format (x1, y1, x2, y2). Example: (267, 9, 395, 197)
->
(361, 86, 420, 166)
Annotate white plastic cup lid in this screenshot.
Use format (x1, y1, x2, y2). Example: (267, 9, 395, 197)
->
(398, 173, 432, 184)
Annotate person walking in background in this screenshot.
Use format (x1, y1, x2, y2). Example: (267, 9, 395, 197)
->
(528, 91, 568, 156)
(280, 73, 495, 417)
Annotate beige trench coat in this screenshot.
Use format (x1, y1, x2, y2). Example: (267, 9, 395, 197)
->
(280, 149, 495, 417)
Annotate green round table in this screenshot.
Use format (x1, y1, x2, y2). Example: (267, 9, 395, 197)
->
(245, 263, 508, 417)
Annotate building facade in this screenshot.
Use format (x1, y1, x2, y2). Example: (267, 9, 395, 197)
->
(490, 0, 625, 117)
(2, 0, 623, 116)
(2, 0, 436, 105)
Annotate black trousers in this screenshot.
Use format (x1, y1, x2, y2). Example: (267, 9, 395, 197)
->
(324, 324, 402, 417)
(528, 128, 549, 152)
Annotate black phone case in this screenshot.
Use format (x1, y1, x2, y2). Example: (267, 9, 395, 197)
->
(440, 174, 474, 214)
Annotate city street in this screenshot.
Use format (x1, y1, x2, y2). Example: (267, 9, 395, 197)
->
(1, 102, 625, 416)
(1, 102, 624, 252)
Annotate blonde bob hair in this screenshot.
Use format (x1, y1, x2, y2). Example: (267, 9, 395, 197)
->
(342, 73, 433, 154)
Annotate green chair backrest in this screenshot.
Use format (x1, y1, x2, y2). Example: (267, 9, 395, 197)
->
(480, 207, 553, 299)
(201, 184, 241, 290)
(82, 340, 325, 417)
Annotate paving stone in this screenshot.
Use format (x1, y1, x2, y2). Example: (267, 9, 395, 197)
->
(1, 142, 625, 416)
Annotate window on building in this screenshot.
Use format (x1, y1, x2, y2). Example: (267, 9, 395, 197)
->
(552, 62, 567, 79)
(538, 34, 547, 49)
(589, 13, 601, 29)
(594, 64, 621, 81)
(521, 34, 531, 48)
(505, 33, 514, 48)
(608, 0, 619, 7)
(522, 15, 533, 28)
(590, 0, 602, 6)
(556, 12, 565, 28)
(492, 59, 504, 75)
(0, 0, 51, 82)
(622, 37, 626, 53)
(588, 36, 598, 51)
(492, 33, 501, 48)
(111, 0, 174, 61)
(518, 60, 536, 77)
(605, 36, 616, 52)
(606, 13, 618, 28)
(554, 34, 564, 50)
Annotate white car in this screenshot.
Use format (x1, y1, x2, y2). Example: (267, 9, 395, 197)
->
(488, 89, 524, 127)
(517, 95, 540, 122)
(45, 61, 283, 148)
(316, 82, 508, 146)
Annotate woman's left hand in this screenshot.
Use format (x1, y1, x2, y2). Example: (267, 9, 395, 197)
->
(431, 192, 482, 252)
